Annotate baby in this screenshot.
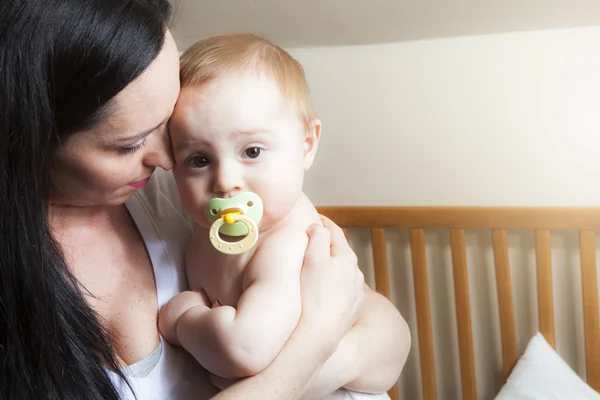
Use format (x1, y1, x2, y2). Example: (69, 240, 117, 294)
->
(159, 33, 390, 400)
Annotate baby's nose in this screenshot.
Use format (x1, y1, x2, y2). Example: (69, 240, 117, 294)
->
(213, 174, 243, 198)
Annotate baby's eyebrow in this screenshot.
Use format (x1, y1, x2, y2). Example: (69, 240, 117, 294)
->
(232, 128, 271, 135)
(172, 138, 211, 152)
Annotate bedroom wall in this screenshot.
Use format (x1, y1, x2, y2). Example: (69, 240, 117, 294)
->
(291, 26, 600, 207)
(287, 26, 600, 399)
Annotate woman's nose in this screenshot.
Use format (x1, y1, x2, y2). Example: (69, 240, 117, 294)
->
(143, 129, 174, 171)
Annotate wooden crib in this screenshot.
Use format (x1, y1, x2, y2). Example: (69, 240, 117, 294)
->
(317, 206, 600, 400)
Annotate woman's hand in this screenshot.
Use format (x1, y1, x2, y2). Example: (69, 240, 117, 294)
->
(296, 215, 365, 356)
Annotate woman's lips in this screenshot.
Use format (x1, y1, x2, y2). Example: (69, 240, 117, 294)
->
(128, 177, 150, 189)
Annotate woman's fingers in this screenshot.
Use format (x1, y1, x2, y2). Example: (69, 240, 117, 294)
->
(304, 223, 331, 262)
(319, 215, 346, 256)
(319, 214, 357, 266)
(299, 221, 365, 349)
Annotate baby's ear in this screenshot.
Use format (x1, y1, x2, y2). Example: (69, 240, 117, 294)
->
(303, 119, 322, 170)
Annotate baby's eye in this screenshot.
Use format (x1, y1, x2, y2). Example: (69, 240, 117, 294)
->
(244, 147, 262, 159)
(186, 155, 210, 169)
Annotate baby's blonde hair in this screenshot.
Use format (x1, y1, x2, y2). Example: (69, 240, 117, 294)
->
(179, 33, 316, 131)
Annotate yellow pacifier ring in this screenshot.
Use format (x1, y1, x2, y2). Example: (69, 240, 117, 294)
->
(209, 214, 259, 255)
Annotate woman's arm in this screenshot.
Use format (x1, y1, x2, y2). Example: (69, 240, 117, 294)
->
(298, 217, 411, 399)
(343, 286, 411, 392)
(211, 221, 365, 400)
(209, 320, 332, 400)
(301, 284, 411, 399)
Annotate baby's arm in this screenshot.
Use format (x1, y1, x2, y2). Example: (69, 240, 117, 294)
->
(175, 229, 307, 379)
(158, 289, 210, 347)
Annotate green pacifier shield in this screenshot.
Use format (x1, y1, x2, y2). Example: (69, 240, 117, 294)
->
(205, 192, 263, 236)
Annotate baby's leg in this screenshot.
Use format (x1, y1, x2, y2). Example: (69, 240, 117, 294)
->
(158, 290, 208, 346)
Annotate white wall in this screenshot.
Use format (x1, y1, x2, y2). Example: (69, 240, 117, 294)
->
(287, 26, 600, 399)
(290, 26, 600, 207)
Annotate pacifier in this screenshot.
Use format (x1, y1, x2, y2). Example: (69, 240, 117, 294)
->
(205, 192, 263, 255)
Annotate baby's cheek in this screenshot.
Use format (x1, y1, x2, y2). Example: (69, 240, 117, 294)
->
(261, 180, 302, 215)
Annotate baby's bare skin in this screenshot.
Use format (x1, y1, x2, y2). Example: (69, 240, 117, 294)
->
(160, 193, 321, 378)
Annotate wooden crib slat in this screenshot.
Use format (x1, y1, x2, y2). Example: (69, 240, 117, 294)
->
(387, 382, 399, 400)
(580, 230, 600, 390)
(371, 228, 391, 300)
(409, 228, 437, 400)
(370, 228, 398, 400)
(492, 229, 517, 378)
(535, 230, 555, 348)
(450, 229, 477, 400)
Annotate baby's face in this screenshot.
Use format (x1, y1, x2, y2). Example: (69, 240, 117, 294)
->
(169, 73, 318, 230)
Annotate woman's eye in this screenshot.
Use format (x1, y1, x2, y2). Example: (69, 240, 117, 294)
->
(186, 155, 210, 169)
(245, 147, 262, 159)
(119, 138, 147, 155)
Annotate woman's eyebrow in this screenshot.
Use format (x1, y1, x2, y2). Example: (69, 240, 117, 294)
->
(114, 119, 167, 143)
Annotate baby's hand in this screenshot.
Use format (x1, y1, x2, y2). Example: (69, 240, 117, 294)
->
(198, 289, 222, 310)
(158, 290, 212, 347)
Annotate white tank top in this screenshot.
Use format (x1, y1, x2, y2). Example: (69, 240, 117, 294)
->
(107, 169, 219, 400)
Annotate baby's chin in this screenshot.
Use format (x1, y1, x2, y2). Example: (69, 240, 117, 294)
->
(194, 219, 213, 231)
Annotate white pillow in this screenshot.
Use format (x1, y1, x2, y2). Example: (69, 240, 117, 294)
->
(495, 332, 600, 399)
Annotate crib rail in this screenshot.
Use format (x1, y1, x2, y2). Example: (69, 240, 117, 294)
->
(317, 206, 600, 400)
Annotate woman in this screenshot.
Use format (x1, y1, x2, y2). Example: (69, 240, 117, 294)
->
(0, 1, 410, 399)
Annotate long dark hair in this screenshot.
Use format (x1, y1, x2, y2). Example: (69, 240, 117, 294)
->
(0, 1, 172, 398)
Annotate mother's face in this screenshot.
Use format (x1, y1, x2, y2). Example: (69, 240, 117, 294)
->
(50, 31, 181, 207)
